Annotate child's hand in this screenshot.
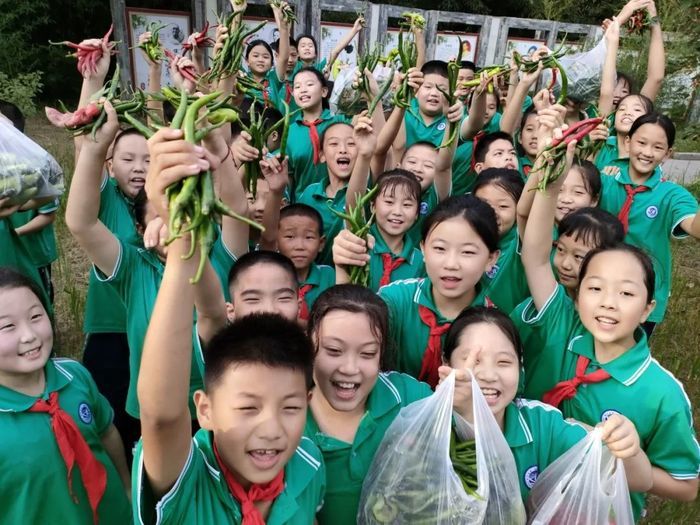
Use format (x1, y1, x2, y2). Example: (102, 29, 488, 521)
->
(231, 131, 260, 167)
(353, 112, 376, 157)
(536, 104, 567, 142)
(439, 348, 480, 420)
(353, 16, 365, 33)
(271, 1, 286, 28)
(406, 67, 423, 94)
(0, 198, 21, 219)
(138, 32, 162, 66)
(446, 100, 464, 123)
(231, 0, 247, 14)
(522, 61, 544, 87)
(332, 229, 373, 267)
(81, 39, 112, 81)
(599, 413, 642, 459)
(364, 68, 380, 99)
(602, 165, 621, 176)
(169, 56, 197, 93)
(88, 100, 120, 150)
(605, 16, 621, 44)
(145, 128, 217, 222)
(589, 122, 610, 143)
(533, 88, 553, 112)
(474, 70, 490, 97)
(618, 0, 650, 25)
(143, 215, 168, 249)
(260, 155, 289, 194)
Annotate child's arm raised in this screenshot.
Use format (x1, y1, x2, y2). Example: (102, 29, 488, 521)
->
(521, 121, 575, 311)
(137, 30, 165, 125)
(65, 102, 122, 276)
(434, 101, 462, 201)
(500, 62, 543, 136)
(346, 113, 376, 210)
(258, 154, 290, 250)
(413, 24, 427, 69)
(138, 129, 216, 498)
(459, 73, 488, 140)
(516, 103, 566, 236)
(639, 1, 665, 102)
(325, 17, 364, 77)
(271, 2, 291, 82)
(598, 18, 620, 118)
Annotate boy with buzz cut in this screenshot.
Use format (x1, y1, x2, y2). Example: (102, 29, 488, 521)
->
(134, 128, 325, 525)
(276, 204, 335, 323)
(472, 131, 518, 174)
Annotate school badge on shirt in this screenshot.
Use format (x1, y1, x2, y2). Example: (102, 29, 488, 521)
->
(524, 465, 539, 489)
(646, 206, 658, 219)
(437, 122, 447, 131)
(78, 402, 93, 424)
(600, 409, 620, 422)
(486, 264, 500, 279)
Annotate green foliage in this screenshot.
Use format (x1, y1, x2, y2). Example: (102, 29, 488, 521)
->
(0, 72, 43, 115)
(0, 0, 50, 77)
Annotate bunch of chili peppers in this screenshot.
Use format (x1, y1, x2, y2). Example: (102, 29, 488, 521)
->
(182, 22, 215, 54)
(449, 430, 479, 497)
(626, 9, 654, 36)
(205, 11, 266, 86)
(436, 38, 463, 149)
(50, 25, 117, 77)
(269, 0, 297, 24)
(164, 49, 200, 85)
(460, 64, 510, 93)
(532, 117, 603, 191)
(330, 186, 379, 287)
(513, 42, 569, 104)
(240, 101, 298, 197)
(136, 22, 166, 63)
(392, 27, 418, 109)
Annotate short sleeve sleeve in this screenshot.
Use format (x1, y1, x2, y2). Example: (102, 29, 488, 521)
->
(669, 185, 699, 239)
(644, 409, 700, 480)
(93, 238, 138, 301)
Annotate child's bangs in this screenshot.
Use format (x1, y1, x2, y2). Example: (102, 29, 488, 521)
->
(378, 177, 420, 204)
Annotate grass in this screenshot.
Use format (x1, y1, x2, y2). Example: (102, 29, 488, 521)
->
(24, 115, 700, 523)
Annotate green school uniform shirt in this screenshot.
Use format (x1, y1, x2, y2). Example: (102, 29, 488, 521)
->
(96, 236, 236, 418)
(297, 179, 347, 266)
(9, 199, 59, 267)
(286, 109, 349, 200)
(481, 226, 528, 313)
(369, 223, 424, 292)
(514, 285, 700, 519)
(404, 98, 450, 149)
(133, 430, 325, 525)
(452, 140, 476, 196)
(0, 358, 131, 525)
(503, 399, 586, 501)
(269, 72, 299, 114)
(598, 161, 699, 322)
(291, 58, 328, 77)
(244, 70, 281, 109)
(379, 277, 493, 379)
(594, 135, 621, 170)
(300, 263, 335, 312)
(84, 176, 137, 334)
(0, 217, 50, 308)
(305, 372, 432, 525)
(406, 184, 440, 246)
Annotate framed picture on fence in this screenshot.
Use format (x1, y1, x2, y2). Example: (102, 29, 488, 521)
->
(242, 16, 277, 47)
(320, 22, 360, 80)
(504, 37, 546, 62)
(435, 33, 479, 62)
(126, 8, 191, 90)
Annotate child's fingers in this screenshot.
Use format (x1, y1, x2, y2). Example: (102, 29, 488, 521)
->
(464, 348, 481, 372)
(437, 365, 453, 381)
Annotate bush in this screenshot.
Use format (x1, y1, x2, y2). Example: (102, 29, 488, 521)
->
(0, 72, 43, 116)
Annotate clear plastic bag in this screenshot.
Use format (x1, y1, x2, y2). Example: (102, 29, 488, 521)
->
(330, 64, 394, 115)
(0, 118, 64, 206)
(357, 370, 526, 524)
(542, 38, 608, 103)
(526, 427, 635, 525)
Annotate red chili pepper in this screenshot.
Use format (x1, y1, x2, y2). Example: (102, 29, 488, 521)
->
(51, 25, 116, 76)
(165, 49, 200, 83)
(182, 22, 215, 53)
(548, 68, 558, 91)
(549, 117, 602, 148)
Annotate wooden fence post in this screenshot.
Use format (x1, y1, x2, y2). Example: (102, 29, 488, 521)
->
(109, 0, 131, 88)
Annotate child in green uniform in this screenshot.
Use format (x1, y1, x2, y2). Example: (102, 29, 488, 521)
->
(516, 109, 538, 177)
(9, 198, 59, 302)
(242, 2, 290, 110)
(275, 205, 335, 323)
(288, 68, 350, 199)
(305, 284, 432, 524)
(66, 106, 242, 420)
(595, 94, 653, 171)
(473, 168, 528, 313)
(379, 195, 500, 387)
(438, 306, 653, 503)
(297, 121, 359, 264)
(133, 190, 324, 524)
(597, 113, 700, 332)
(225, 250, 301, 325)
(294, 17, 363, 78)
(472, 131, 518, 174)
(0, 268, 131, 524)
(271, 36, 299, 112)
(520, 244, 700, 517)
(333, 169, 424, 292)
